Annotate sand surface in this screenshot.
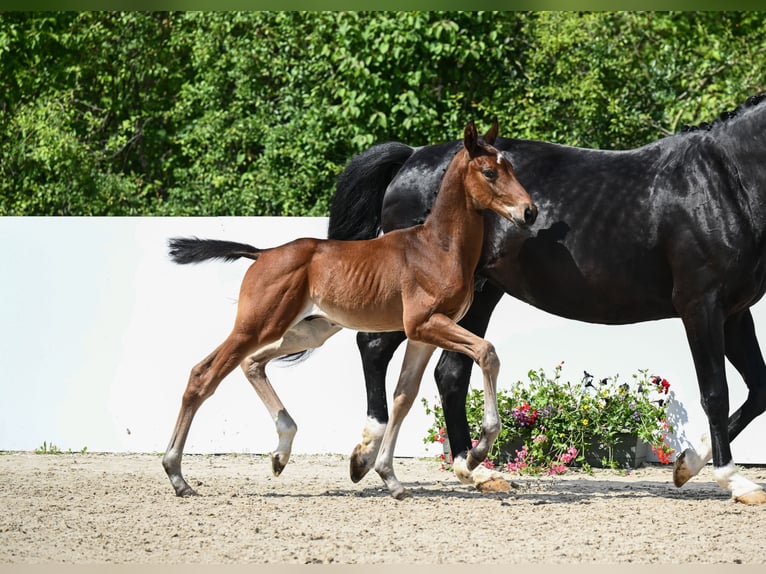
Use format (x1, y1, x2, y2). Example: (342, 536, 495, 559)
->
(1, 452, 765, 564)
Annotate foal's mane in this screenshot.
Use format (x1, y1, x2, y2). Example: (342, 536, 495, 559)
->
(680, 92, 766, 133)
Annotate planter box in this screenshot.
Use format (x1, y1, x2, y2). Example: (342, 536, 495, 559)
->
(583, 434, 648, 469)
(445, 434, 648, 469)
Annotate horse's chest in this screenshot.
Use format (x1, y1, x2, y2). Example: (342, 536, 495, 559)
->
(434, 280, 475, 321)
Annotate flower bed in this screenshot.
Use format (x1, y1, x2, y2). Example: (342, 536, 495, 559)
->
(423, 361, 675, 475)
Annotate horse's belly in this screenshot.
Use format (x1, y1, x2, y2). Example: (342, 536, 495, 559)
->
(310, 300, 405, 333)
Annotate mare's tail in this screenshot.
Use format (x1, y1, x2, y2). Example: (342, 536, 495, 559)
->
(168, 237, 262, 264)
(328, 141, 414, 240)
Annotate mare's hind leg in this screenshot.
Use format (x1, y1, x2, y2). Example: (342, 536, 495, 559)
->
(674, 300, 766, 504)
(162, 335, 255, 496)
(674, 308, 766, 503)
(374, 340, 435, 499)
(241, 317, 342, 476)
(350, 331, 407, 483)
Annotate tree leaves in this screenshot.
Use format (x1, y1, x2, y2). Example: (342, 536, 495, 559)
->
(1, 11, 764, 216)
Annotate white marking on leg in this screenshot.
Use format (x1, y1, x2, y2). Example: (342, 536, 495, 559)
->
(452, 456, 474, 485)
(359, 416, 386, 455)
(275, 410, 297, 462)
(453, 454, 509, 492)
(681, 434, 712, 478)
(712, 462, 763, 499)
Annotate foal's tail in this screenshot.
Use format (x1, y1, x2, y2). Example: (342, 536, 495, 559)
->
(168, 237, 262, 265)
(328, 141, 415, 240)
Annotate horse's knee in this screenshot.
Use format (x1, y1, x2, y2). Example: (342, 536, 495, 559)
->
(182, 368, 213, 405)
(476, 341, 500, 377)
(242, 356, 267, 379)
(434, 351, 473, 391)
(700, 388, 729, 421)
(748, 385, 766, 411)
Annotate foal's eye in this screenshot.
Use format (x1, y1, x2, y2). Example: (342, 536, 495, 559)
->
(482, 169, 497, 180)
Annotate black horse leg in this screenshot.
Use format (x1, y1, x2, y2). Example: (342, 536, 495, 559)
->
(433, 281, 506, 489)
(723, 309, 766, 440)
(349, 330, 407, 482)
(674, 302, 766, 503)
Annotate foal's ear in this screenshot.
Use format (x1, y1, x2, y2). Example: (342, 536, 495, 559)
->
(464, 121, 479, 156)
(484, 119, 499, 145)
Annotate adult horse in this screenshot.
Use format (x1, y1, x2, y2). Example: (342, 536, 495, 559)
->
(328, 94, 766, 504)
(162, 122, 537, 500)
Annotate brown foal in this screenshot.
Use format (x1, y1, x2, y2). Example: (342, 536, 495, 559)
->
(162, 121, 537, 499)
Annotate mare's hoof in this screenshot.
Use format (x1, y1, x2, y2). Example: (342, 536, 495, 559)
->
(734, 489, 766, 505)
(673, 449, 692, 487)
(176, 486, 198, 497)
(349, 444, 372, 483)
(476, 476, 512, 494)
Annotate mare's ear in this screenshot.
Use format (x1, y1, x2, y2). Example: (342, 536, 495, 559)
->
(464, 121, 479, 156)
(484, 119, 499, 145)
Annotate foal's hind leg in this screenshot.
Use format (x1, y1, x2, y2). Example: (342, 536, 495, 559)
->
(241, 317, 342, 476)
(162, 335, 255, 496)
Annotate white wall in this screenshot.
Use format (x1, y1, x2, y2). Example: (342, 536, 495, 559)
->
(1, 216, 765, 463)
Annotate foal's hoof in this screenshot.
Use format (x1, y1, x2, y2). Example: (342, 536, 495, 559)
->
(391, 488, 412, 501)
(349, 444, 373, 483)
(673, 449, 693, 487)
(476, 476, 512, 494)
(734, 489, 766, 505)
(270, 453, 287, 477)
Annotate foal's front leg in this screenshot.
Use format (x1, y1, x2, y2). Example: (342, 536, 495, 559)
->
(407, 312, 509, 493)
(374, 340, 436, 499)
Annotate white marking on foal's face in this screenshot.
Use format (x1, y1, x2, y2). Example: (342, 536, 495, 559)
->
(496, 152, 504, 165)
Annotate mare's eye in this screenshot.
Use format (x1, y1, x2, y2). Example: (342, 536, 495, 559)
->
(482, 169, 497, 180)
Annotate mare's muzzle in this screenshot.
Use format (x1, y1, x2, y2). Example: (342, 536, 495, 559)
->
(523, 205, 538, 227)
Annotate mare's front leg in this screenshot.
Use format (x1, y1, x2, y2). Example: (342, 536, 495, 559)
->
(162, 335, 254, 496)
(374, 340, 435, 499)
(674, 308, 766, 503)
(675, 299, 766, 504)
(350, 330, 407, 483)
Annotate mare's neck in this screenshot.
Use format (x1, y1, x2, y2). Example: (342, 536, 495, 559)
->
(717, 102, 766, 238)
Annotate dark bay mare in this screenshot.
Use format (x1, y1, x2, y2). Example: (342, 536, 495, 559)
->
(328, 94, 766, 504)
(162, 122, 536, 499)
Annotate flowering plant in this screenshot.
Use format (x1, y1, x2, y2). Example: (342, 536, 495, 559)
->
(423, 361, 675, 475)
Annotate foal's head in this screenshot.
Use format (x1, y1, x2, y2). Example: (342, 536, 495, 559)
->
(463, 121, 537, 228)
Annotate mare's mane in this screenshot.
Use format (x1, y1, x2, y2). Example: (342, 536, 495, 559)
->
(679, 92, 766, 133)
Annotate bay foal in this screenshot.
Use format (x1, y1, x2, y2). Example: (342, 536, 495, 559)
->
(162, 121, 537, 499)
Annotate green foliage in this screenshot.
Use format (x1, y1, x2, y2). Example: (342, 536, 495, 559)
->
(423, 362, 675, 475)
(34, 441, 88, 454)
(1, 12, 765, 216)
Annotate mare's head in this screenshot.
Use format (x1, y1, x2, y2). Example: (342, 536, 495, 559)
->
(463, 120, 537, 228)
